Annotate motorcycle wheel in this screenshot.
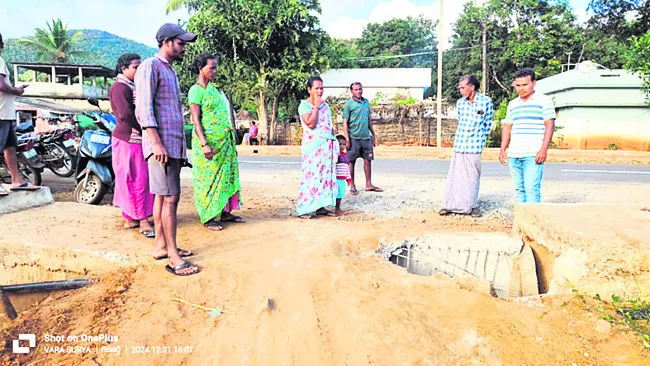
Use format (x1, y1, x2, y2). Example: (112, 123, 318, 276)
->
(17, 157, 42, 186)
(74, 173, 108, 205)
(48, 143, 75, 178)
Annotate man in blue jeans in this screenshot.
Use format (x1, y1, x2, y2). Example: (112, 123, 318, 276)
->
(499, 68, 556, 203)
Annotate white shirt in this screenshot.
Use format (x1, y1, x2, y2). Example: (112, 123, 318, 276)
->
(0, 56, 16, 121)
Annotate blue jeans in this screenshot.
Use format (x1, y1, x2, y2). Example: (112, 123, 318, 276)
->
(508, 157, 544, 203)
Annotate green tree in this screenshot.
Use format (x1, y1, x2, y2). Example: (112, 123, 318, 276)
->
(355, 16, 436, 68)
(625, 29, 650, 99)
(16, 19, 87, 63)
(443, 0, 582, 103)
(322, 37, 359, 69)
(581, 0, 649, 68)
(176, 0, 329, 144)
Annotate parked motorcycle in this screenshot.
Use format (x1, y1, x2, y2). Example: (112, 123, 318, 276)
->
(36, 125, 76, 178)
(0, 132, 45, 186)
(73, 98, 116, 204)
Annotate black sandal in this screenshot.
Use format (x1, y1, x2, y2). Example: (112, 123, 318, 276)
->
(165, 262, 200, 276)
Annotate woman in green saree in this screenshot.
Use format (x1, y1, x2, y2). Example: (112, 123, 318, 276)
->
(188, 53, 245, 231)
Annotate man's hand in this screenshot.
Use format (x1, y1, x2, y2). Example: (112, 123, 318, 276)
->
(498, 149, 508, 165)
(345, 138, 351, 150)
(203, 144, 214, 160)
(15, 85, 27, 96)
(371, 134, 376, 147)
(535, 148, 548, 164)
(153, 141, 168, 165)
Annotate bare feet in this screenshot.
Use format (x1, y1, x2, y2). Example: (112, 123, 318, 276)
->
(335, 208, 346, 216)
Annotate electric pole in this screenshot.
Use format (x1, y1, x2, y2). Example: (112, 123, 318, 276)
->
(481, 20, 487, 94)
(436, 0, 443, 148)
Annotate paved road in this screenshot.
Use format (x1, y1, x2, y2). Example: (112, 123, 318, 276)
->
(41, 155, 650, 189)
(238, 156, 650, 183)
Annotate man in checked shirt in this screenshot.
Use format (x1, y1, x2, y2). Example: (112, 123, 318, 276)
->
(135, 23, 199, 276)
(439, 75, 494, 218)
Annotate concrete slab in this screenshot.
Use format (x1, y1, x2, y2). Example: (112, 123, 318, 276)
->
(513, 204, 650, 298)
(379, 233, 538, 298)
(0, 186, 54, 215)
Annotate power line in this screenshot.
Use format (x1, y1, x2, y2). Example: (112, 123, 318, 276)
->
(345, 44, 484, 62)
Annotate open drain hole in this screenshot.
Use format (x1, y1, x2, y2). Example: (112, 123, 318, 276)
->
(381, 234, 549, 299)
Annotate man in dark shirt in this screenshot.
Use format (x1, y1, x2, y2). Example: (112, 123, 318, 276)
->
(342, 82, 382, 195)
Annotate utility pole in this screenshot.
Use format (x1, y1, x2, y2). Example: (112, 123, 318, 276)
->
(481, 20, 487, 94)
(229, 38, 239, 143)
(436, 0, 443, 148)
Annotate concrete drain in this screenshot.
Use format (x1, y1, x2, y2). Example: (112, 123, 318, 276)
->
(378, 233, 541, 298)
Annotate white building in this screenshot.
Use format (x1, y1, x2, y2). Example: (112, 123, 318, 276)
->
(320, 68, 432, 102)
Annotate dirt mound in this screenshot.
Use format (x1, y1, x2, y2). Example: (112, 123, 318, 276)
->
(2, 225, 648, 365)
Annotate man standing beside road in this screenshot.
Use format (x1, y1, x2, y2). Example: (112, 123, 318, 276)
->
(439, 75, 493, 217)
(0, 32, 40, 196)
(499, 68, 555, 203)
(135, 23, 199, 276)
(342, 82, 382, 195)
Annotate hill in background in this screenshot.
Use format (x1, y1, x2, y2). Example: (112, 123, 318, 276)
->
(2, 29, 157, 69)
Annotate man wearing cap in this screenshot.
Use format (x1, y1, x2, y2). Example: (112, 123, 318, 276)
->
(135, 23, 199, 276)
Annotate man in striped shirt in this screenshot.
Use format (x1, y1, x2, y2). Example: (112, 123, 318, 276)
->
(499, 68, 556, 204)
(135, 23, 199, 276)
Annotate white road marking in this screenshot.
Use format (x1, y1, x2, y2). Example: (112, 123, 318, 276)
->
(561, 169, 650, 175)
(239, 160, 300, 165)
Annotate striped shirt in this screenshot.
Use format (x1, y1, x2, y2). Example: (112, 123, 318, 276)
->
(135, 54, 186, 160)
(336, 153, 352, 181)
(453, 92, 494, 154)
(503, 92, 556, 158)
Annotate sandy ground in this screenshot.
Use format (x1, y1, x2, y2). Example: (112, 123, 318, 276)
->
(237, 145, 650, 165)
(2, 169, 650, 365)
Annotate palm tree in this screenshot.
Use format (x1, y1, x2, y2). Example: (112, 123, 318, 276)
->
(17, 19, 86, 63)
(165, 0, 202, 14)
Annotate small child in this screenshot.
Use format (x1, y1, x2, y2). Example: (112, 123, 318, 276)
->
(335, 135, 352, 216)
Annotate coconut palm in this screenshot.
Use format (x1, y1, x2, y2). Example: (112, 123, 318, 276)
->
(17, 19, 86, 63)
(165, 0, 202, 14)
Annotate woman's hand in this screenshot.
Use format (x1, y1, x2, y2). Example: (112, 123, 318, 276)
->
(202, 144, 214, 160)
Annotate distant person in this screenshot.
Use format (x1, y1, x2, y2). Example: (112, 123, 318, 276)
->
(249, 121, 258, 145)
(439, 75, 493, 217)
(0, 32, 40, 196)
(243, 121, 258, 145)
(135, 23, 199, 276)
(342, 82, 382, 195)
(499, 68, 556, 203)
(296, 75, 339, 219)
(109, 53, 155, 237)
(188, 53, 245, 231)
(335, 134, 352, 216)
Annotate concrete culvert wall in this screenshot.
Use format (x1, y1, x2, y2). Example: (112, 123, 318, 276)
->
(378, 233, 541, 298)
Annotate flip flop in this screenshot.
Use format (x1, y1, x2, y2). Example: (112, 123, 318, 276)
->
(10, 182, 40, 191)
(140, 229, 155, 238)
(316, 208, 338, 217)
(204, 220, 224, 231)
(365, 187, 383, 192)
(124, 222, 140, 230)
(349, 188, 358, 196)
(221, 213, 246, 223)
(0, 186, 8, 197)
(165, 261, 200, 276)
(154, 248, 194, 260)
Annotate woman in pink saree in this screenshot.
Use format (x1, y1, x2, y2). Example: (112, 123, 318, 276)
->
(109, 53, 155, 237)
(296, 76, 339, 219)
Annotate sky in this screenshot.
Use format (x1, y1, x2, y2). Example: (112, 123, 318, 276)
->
(0, 0, 593, 48)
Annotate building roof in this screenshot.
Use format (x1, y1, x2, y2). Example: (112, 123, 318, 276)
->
(15, 97, 106, 114)
(320, 68, 432, 88)
(536, 62, 643, 94)
(12, 62, 115, 78)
